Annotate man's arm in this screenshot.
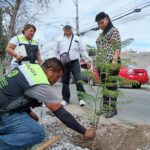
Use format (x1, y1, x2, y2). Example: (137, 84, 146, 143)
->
(45, 101, 95, 138)
(79, 39, 91, 62)
(78, 38, 92, 69)
(24, 85, 95, 139)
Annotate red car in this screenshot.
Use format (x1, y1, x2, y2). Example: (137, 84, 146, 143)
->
(80, 59, 149, 88)
(118, 65, 149, 88)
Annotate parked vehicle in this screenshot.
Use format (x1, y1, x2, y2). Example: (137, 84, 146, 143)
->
(118, 65, 149, 88)
(80, 60, 149, 88)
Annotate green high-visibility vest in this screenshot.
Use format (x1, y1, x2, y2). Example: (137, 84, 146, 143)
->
(18, 64, 49, 86)
(0, 64, 49, 113)
(17, 35, 38, 45)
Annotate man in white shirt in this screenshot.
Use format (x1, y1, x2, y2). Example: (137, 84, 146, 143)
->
(52, 25, 91, 106)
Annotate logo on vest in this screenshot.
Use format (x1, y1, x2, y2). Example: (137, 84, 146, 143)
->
(7, 70, 19, 78)
(26, 64, 37, 76)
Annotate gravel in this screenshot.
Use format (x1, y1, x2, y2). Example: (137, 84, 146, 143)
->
(38, 110, 90, 150)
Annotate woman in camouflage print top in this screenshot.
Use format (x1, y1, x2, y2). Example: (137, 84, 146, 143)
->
(95, 12, 121, 118)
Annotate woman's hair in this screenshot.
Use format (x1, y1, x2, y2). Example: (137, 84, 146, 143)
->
(95, 12, 113, 35)
(42, 57, 65, 73)
(22, 24, 36, 34)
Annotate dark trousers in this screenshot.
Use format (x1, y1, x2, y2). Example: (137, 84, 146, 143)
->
(61, 59, 85, 102)
(99, 65, 120, 111)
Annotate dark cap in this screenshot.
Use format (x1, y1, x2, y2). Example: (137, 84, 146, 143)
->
(63, 25, 73, 30)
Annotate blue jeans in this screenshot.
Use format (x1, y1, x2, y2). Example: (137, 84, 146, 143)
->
(0, 112, 45, 150)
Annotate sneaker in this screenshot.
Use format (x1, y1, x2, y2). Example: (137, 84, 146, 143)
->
(79, 100, 86, 107)
(61, 100, 68, 106)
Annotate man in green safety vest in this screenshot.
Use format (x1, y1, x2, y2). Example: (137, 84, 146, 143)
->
(0, 57, 95, 150)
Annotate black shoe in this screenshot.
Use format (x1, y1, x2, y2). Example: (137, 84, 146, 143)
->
(105, 110, 117, 119)
(96, 108, 109, 116)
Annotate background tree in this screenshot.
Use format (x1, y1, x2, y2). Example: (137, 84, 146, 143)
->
(0, 8, 7, 55)
(1, 0, 59, 39)
(0, 0, 61, 71)
(0, 8, 7, 76)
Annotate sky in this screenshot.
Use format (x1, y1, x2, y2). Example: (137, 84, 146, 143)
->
(34, 0, 150, 58)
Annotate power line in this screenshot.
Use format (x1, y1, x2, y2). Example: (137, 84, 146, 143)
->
(110, 0, 140, 15)
(36, 19, 63, 29)
(78, 1, 150, 34)
(114, 11, 150, 24)
(111, 1, 150, 19)
(80, 1, 150, 35)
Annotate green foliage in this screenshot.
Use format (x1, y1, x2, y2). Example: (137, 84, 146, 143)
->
(121, 38, 134, 48)
(78, 91, 96, 102)
(102, 89, 122, 98)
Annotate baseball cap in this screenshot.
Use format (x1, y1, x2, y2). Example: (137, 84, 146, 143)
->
(63, 25, 73, 30)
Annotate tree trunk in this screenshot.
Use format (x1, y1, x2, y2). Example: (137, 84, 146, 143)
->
(4, 0, 21, 72)
(8, 0, 21, 40)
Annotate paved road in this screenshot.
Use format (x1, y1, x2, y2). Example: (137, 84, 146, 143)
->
(52, 83, 150, 125)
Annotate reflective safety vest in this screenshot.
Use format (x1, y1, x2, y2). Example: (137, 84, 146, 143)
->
(17, 35, 38, 64)
(0, 64, 49, 113)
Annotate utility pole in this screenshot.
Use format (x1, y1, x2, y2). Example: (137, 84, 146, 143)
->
(73, 0, 80, 35)
(76, 0, 79, 35)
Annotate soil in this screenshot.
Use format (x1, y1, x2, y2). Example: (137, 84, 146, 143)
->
(70, 124, 150, 150)
(37, 105, 150, 150)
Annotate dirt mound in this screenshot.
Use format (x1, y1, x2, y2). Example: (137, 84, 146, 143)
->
(71, 123, 150, 150)
(40, 113, 150, 150)
(35, 105, 150, 150)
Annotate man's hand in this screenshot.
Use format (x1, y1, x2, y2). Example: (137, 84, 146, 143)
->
(28, 111, 39, 122)
(87, 62, 91, 69)
(87, 61, 94, 70)
(84, 128, 96, 139)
